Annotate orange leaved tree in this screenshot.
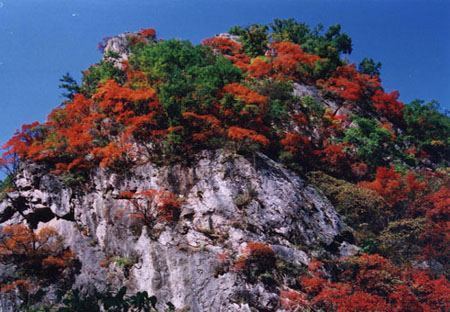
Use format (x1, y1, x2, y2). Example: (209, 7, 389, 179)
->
(118, 189, 182, 229)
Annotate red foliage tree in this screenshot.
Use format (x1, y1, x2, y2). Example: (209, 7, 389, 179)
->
(202, 36, 250, 70)
(138, 28, 156, 39)
(234, 242, 276, 274)
(420, 186, 450, 264)
(315, 141, 350, 173)
(182, 112, 223, 144)
(270, 41, 320, 80)
(119, 189, 182, 227)
(296, 255, 449, 312)
(280, 132, 311, 156)
(246, 57, 272, 79)
(371, 89, 404, 122)
(227, 126, 269, 148)
(359, 167, 408, 208)
(246, 41, 320, 81)
(0, 225, 76, 288)
(1, 122, 43, 164)
(317, 65, 381, 113)
(222, 83, 267, 108)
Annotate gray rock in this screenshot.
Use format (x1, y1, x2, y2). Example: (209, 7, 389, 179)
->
(0, 149, 347, 311)
(339, 241, 360, 257)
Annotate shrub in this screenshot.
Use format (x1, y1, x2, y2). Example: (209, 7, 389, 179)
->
(229, 24, 269, 57)
(343, 117, 394, 169)
(378, 218, 426, 264)
(0, 225, 76, 279)
(81, 60, 125, 97)
(234, 242, 276, 277)
(402, 99, 450, 164)
(307, 171, 388, 236)
(0, 175, 14, 201)
(119, 189, 182, 230)
(270, 19, 352, 74)
(358, 57, 382, 77)
(0, 225, 77, 309)
(359, 167, 426, 211)
(297, 254, 450, 312)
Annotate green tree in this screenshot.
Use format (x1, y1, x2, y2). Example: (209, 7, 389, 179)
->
(131, 40, 241, 125)
(81, 61, 125, 97)
(269, 19, 352, 76)
(229, 24, 269, 57)
(270, 18, 311, 44)
(401, 100, 450, 163)
(59, 73, 80, 101)
(344, 117, 394, 168)
(358, 58, 382, 77)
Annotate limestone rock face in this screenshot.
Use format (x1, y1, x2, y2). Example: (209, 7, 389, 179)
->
(0, 150, 346, 311)
(102, 33, 130, 68)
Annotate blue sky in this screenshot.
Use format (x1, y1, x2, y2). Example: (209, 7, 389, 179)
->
(0, 0, 449, 147)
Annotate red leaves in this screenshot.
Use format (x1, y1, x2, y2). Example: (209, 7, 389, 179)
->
(360, 167, 428, 209)
(425, 186, 449, 223)
(4, 78, 163, 173)
(227, 126, 269, 146)
(280, 132, 310, 155)
(297, 255, 449, 312)
(271, 41, 320, 80)
(246, 41, 320, 80)
(119, 189, 182, 226)
(2, 122, 42, 161)
(92, 141, 132, 168)
(202, 36, 242, 56)
(221, 83, 268, 132)
(234, 242, 276, 272)
(0, 225, 76, 300)
(93, 79, 157, 112)
(359, 167, 408, 207)
(246, 58, 272, 78)
(127, 29, 157, 46)
(420, 186, 450, 263)
(223, 83, 267, 107)
(138, 28, 156, 38)
(202, 36, 250, 70)
(334, 291, 389, 312)
(371, 89, 404, 121)
(0, 225, 76, 273)
(300, 267, 390, 312)
(317, 64, 380, 103)
(360, 168, 447, 264)
(320, 76, 361, 101)
(182, 112, 223, 143)
(412, 272, 450, 311)
(389, 285, 424, 312)
(318, 142, 349, 167)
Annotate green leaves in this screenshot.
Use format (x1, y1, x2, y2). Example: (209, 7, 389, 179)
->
(344, 117, 393, 168)
(131, 40, 241, 124)
(81, 61, 125, 97)
(402, 100, 450, 163)
(358, 58, 382, 77)
(229, 24, 269, 57)
(268, 19, 353, 75)
(59, 73, 81, 101)
(58, 287, 161, 312)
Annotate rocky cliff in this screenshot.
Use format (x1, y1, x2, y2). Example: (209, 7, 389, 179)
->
(0, 149, 351, 311)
